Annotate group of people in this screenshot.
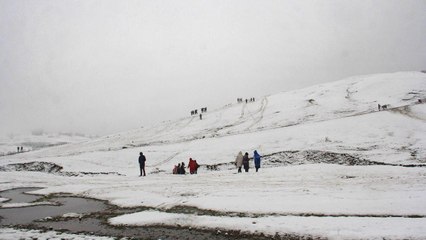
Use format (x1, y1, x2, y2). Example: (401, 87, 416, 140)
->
(190, 107, 207, 116)
(173, 158, 200, 175)
(237, 98, 256, 103)
(235, 150, 261, 173)
(377, 104, 389, 111)
(16, 146, 24, 153)
(138, 150, 261, 177)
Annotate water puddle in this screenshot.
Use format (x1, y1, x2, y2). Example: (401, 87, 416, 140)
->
(0, 187, 42, 204)
(0, 188, 285, 240)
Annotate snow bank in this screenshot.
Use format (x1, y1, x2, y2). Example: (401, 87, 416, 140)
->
(109, 210, 426, 240)
(0, 227, 114, 240)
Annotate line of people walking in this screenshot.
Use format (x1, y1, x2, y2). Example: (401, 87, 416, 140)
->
(190, 107, 207, 116)
(235, 150, 261, 173)
(237, 98, 256, 103)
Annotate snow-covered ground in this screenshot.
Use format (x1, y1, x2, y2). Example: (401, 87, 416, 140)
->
(1, 71, 426, 239)
(0, 133, 92, 156)
(0, 227, 114, 240)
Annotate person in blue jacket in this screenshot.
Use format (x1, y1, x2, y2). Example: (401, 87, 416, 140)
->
(253, 150, 261, 172)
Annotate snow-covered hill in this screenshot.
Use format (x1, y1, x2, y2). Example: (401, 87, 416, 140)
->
(1, 71, 426, 239)
(3, 71, 425, 171)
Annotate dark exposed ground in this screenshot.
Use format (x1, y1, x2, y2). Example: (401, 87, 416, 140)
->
(1, 149, 424, 177)
(0, 161, 124, 176)
(201, 150, 426, 171)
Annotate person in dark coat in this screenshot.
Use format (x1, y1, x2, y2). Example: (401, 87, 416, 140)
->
(138, 152, 146, 176)
(194, 160, 200, 174)
(242, 152, 250, 172)
(180, 162, 186, 174)
(253, 150, 261, 172)
(177, 163, 182, 174)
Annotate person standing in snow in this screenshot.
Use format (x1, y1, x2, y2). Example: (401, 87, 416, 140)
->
(176, 163, 182, 174)
(242, 152, 250, 172)
(138, 152, 146, 176)
(188, 158, 198, 174)
(235, 151, 243, 173)
(180, 162, 186, 174)
(194, 160, 200, 174)
(253, 150, 261, 172)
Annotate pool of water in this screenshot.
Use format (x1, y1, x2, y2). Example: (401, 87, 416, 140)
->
(0, 196, 106, 225)
(0, 187, 43, 204)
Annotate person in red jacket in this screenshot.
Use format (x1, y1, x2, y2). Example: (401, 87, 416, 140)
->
(188, 158, 199, 174)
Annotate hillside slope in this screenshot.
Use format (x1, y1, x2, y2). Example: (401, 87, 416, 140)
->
(2, 71, 425, 173)
(1, 72, 426, 239)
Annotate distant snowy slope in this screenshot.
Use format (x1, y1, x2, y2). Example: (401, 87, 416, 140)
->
(0, 133, 91, 156)
(1, 71, 425, 172)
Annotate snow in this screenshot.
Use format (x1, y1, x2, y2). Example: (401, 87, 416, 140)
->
(1, 71, 426, 239)
(0, 201, 57, 208)
(0, 133, 92, 156)
(0, 227, 114, 240)
(109, 211, 426, 240)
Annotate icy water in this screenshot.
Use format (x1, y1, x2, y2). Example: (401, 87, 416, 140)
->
(0, 188, 298, 240)
(0, 187, 42, 204)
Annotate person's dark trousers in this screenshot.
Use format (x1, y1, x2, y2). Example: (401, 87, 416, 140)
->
(244, 168, 249, 172)
(140, 164, 146, 176)
(238, 167, 242, 173)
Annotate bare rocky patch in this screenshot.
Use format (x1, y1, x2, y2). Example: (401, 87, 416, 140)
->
(202, 150, 426, 171)
(0, 161, 123, 176)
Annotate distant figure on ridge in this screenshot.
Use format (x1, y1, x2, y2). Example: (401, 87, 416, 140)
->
(378, 104, 381, 111)
(243, 152, 250, 172)
(20, 146, 23, 152)
(235, 151, 243, 173)
(138, 152, 146, 177)
(253, 150, 261, 172)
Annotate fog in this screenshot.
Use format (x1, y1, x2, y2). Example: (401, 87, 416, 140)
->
(1, 0, 425, 136)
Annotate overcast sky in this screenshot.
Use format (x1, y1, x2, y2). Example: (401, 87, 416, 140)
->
(1, 0, 425, 136)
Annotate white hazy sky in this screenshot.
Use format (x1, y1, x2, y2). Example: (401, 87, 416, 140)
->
(1, 0, 425, 136)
